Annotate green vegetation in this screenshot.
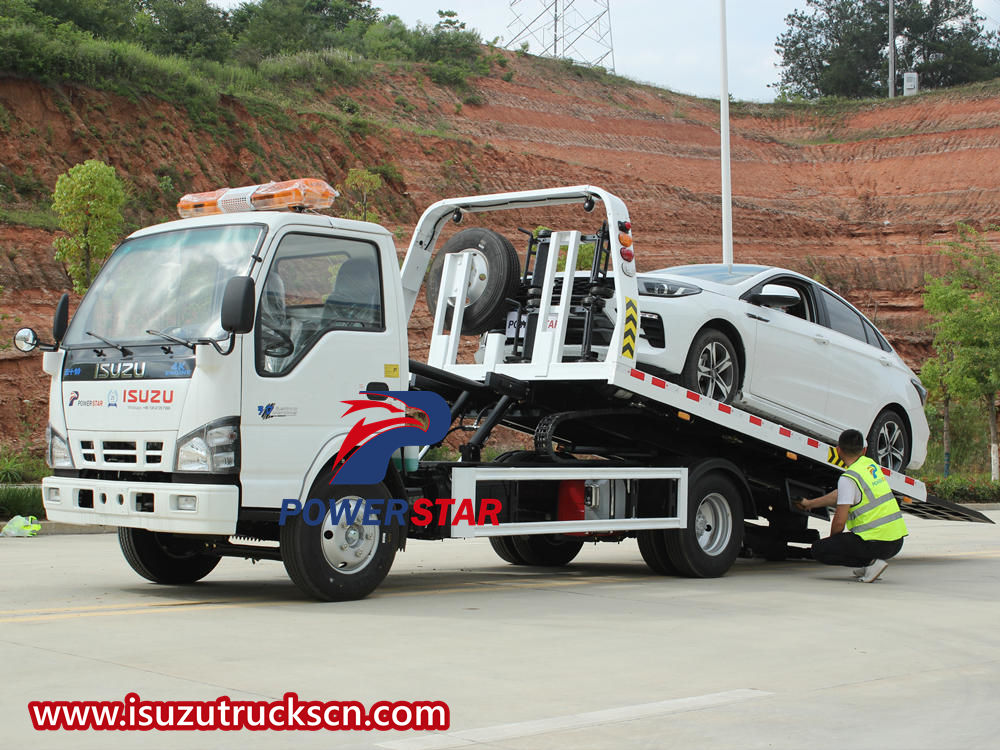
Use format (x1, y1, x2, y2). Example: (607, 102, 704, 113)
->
(0, 443, 48, 484)
(775, 0, 1000, 99)
(52, 159, 127, 293)
(924, 476, 1000, 504)
(336, 166, 383, 223)
(921, 224, 1000, 481)
(0, 206, 60, 230)
(0, 485, 44, 520)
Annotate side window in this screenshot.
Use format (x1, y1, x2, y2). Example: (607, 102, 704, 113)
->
(861, 318, 891, 352)
(820, 290, 866, 344)
(257, 233, 383, 376)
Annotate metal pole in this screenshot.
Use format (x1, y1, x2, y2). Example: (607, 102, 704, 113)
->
(719, 0, 733, 267)
(888, 0, 895, 98)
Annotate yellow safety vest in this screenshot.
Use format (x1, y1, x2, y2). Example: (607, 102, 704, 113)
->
(842, 456, 908, 541)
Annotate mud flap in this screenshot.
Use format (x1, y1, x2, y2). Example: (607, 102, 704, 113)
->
(898, 493, 995, 524)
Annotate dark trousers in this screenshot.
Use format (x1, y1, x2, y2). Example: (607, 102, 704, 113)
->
(812, 533, 904, 568)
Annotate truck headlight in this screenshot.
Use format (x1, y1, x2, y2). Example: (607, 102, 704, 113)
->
(46, 425, 74, 469)
(175, 418, 240, 473)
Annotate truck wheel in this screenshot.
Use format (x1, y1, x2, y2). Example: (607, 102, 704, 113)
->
(280, 482, 400, 601)
(681, 329, 740, 404)
(489, 536, 527, 564)
(867, 409, 911, 471)
(118, 528, 220, 584)
(426, 228, 520, 334)
(637, 530, 679, 575)
(511, 534, 584, 566)
(664, 471, 744, 577)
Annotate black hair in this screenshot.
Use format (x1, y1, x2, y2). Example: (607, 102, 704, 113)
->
(838, 429, 865, 455)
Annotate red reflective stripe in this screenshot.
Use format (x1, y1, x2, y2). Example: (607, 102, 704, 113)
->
(686, 391, 701, 402)
(905, 476, 915, 486)
(807, 438, 819, 448)
(882, 468, 891, 476)
(718, 404, 732, 414)
(630, 369, 644, 380)
(749, 416, 762, 426)
(651, 377, 666, 389)
(779, 427, 792, 437)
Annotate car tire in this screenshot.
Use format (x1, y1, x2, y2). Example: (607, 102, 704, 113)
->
(637, 529, 679, 575)
(663, 471, 744, 578)
(425, 228, 520, 335)
(280, 480, 400, 601)
(867, 409, 911, 471)
(681, 328, 740, 404)
(118, 528, 220, 584)
(489, 536, 527, 564)
(510, 534, 584, 566)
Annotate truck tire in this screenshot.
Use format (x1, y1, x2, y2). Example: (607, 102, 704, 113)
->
(510, 534, 584, 566)
(637, 530, 679, 575)
(118, 528, 220, 584)
(489, 536, 527, 564)
(867, 408, 911, 471)
(663, 471, 744, 578)
(425, 228, 520, 335)
(280, 481, 400, 601)
(681, 328, 740, 404)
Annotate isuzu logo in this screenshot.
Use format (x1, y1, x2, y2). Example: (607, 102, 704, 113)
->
(123, 389, 174, 404)
(96, 362, 147, 379)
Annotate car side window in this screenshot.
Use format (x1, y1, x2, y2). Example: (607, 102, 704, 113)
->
(820, 290, 867, 344)
(757, 277, 815, 322)
(256, 233, 384, 377)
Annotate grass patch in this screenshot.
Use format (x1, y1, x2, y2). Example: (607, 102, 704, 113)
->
(0, 206, 60, 230)
(0, 485, 44, 520)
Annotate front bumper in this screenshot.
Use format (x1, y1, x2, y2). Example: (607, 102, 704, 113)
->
(41, 476, 239, 535)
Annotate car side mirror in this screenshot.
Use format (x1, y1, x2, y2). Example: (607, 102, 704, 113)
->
(53, 293, 69, 344)
(221, 276, 256, 334)
(13, 327, 39, 353)
(750, 283, 800, 310)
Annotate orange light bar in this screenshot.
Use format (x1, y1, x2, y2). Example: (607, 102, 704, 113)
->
(177, 178, 338, 218)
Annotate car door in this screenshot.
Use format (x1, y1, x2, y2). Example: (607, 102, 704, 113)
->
(240, 228, 406, 509)
(815, 288, 891, 434)
(741, 275, 835, 425)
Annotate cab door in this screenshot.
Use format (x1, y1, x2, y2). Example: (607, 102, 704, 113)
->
(240, 228, 406, 510)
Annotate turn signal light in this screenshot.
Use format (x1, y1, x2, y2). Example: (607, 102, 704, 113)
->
(177, 178, 338, 218)
(620, 246, 635, 263)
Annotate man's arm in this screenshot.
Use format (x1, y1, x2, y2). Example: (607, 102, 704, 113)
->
(830, 503, 850, 536)
(797, 490, 838, 510)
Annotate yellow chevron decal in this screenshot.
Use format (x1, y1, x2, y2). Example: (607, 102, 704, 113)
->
(827, 446, 846, 467)
(622, 297, 638, 360)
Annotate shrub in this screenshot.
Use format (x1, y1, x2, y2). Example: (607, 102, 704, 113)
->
(0, 485, 44, 520)
(925, 476, 1000, 504)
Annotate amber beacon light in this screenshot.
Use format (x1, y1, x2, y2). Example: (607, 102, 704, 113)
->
(177, 178, 338, 218)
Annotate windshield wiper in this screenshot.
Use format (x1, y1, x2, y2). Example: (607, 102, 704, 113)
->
(145, 329, 197, 351)
(85, 331, 132, 357)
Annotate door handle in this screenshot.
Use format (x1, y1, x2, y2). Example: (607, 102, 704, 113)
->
(746, 312, 770, 323)
(813, 335, 829, 345)
(366, 381, 389, 400)
(879, 358, 892, 367)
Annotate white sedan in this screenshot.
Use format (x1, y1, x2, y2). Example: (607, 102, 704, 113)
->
(629, 264, 928, 471)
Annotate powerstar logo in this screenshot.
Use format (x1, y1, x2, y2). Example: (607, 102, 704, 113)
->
(68, 390, 79, 406)
(330, 391, 450, 485)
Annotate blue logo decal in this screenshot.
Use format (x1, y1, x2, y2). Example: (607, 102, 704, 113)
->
(258, 403, 276, 420)
(63, 367, 81, 377)
(107, 390, 118, 408)
(331, 391, 450, 485)
(166, 360, 192, 377)
(68, 390, 79, 406)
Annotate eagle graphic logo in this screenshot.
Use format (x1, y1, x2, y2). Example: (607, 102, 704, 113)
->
(330, 390, 450, 485)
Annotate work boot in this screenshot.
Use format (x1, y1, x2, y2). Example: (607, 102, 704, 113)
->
(858, 559, 888, 583)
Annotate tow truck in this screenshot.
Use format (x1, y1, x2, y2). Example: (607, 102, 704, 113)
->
(13, 180, 991, 600)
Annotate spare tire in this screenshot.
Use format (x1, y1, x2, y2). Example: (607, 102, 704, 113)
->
(425, 228, 520, 335)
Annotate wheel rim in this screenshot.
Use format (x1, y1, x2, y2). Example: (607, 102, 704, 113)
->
(694, 492, 733, 556)
(876, 420, 906, 470)
(445, 249, 490, 306)
(696, 342, 734, 401)
(320, 498, 379, 575)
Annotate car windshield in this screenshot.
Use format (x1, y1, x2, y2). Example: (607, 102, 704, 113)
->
(63, 224, 265, 348)
(655, 264, 769, 285)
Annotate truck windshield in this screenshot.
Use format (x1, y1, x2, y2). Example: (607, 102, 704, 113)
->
(62, 224, 265, 348)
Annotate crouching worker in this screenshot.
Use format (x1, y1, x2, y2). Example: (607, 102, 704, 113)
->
(797, 429, 908, 583)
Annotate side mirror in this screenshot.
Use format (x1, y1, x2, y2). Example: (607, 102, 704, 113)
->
(750, 283, 800, 310)
(221, 276, 256, 334)
(13, 328, 39, 353)
(53, 293, 69, 344)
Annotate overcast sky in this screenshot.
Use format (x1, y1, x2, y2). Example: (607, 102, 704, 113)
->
(213, 1, 1000, 102)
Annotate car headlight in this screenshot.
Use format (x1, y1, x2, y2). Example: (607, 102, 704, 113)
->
(175, 418, 240, 473)
(639, 279, 702, 297)
(910, 378, 928, 406)
(47, 425, 74, 469)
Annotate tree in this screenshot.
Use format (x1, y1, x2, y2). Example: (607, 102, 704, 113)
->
(52, 160, 127, 293)
(923, 224, 1000, 480)
(775, 0, 1000, 99)
(336, 167, 383, 223)
(136, 0, 233, 62)
(231, 0, 379, 61)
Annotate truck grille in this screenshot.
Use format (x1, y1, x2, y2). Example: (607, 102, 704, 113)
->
(76, 437, 167, 469)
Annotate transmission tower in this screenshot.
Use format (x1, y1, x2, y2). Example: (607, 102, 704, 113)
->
(505, 0, 616, 73)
